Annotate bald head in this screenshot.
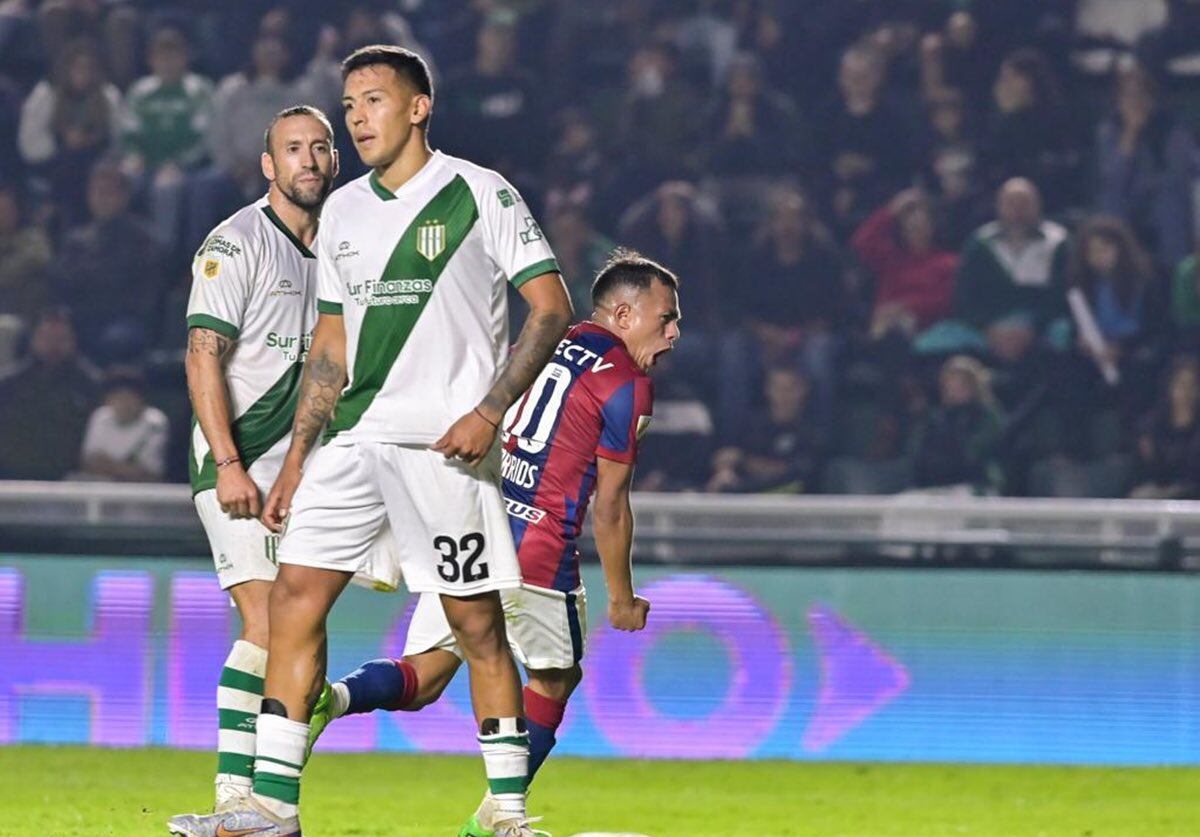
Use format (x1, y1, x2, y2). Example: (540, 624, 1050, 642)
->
(997, 177, 1041, 235)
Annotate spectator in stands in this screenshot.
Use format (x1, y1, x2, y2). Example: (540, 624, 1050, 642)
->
(1130, 355, 1200, 499)
(1096, 62, 1198, 271)
(729, 3, 809, 107)
(17, 38, 121, 229)
(707, 367, 826, 494)
(340, 3, 436, 73)
(0, 308, 99, 479)
(702, 51, 801, 177)
(909, 355, 1005, 493)
(544, 108, 605, 203)
(206, 33, 337, 200)
(952, 178, 1069, 364)
(851, 188, 959, 340)
(619, 41, 704, 183)
(920, 87, 984, 249)
(817, 43, 915, 237)
(77, 368, 168, 482)
(1067, 216, 1166, 384)
(440, 10, 542, 177)
(719, 188, 847, 431)
(51, 162, 164, 361)
(545, 197, 615, 318)
(919, 10, 995, 112)
(618, 181, 723, 331)
(978, 48, 1077, 207)
(120, 24, 213, 260)
(0, 182, 51, 324)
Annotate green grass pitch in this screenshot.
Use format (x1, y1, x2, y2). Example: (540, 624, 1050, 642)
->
(2, 746, 1199, 836)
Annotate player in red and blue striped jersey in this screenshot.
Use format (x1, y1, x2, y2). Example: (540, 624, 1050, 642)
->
(501, 316, 656, 594)
(307, 250, 681, 836)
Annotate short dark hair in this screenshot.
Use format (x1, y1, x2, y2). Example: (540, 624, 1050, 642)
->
(591, 248, 679, 308)
(341, 44, 433, 98)
(263, 105, 334, 154)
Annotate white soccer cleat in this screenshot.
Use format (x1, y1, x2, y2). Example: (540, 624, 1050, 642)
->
(166, 795, 300, 836)
(493, 816, 551, 837)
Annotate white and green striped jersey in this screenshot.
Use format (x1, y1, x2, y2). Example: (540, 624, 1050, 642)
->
(316, 150, 559, 446)
(186, 196, 316, 495)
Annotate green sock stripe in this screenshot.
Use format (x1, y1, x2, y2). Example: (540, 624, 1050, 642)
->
(217, 751, 254, 778)
(253, 771, 300, 804)
(487, 776, 527, 795)
(479, 734, 529, 746)
(256, 754, 304, 771)
(218, 708, 258, 732)
(219, 668, 264, 694)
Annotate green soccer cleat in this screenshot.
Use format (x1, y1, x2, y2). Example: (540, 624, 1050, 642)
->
(459, 797, 550, 837)
(305, 681, 332, 763)
(457, 813, 494, 837)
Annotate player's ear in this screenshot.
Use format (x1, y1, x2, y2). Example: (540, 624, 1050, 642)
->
(261, 151, 276, 183)
(411, 94, 432, 127)
(331, 147, 340, 179)
(612, 300, 633, 328)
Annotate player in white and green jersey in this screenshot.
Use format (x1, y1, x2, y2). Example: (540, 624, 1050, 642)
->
(174, 105, 337, 823)
(173, 46, 574, 837)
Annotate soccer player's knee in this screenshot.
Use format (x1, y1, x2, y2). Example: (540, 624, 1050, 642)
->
(529, 665, 582, 702)
(453, 614, 507, 661)
(268, 569, 329, 616)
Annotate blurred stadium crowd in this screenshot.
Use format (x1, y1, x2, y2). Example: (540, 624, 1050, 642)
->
(1, 0, 1199, 499)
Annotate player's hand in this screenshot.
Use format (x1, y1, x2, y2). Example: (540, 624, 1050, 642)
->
(261, 460, 303, 533)
(431, 409, 498, 467)
(608, 595, 650, 632)
(216, 463, 261, 520)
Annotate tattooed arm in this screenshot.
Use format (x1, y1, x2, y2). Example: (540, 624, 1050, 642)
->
(262, 313, 347, 531)
(186, 327, 261, 518)
(432, 271, 572, 466)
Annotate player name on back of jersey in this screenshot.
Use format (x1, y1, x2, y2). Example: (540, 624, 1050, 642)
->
(554, 337, 615, 373)
(501, 447, 539, 489)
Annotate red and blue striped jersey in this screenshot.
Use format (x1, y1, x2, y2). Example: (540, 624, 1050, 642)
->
(500, 321, 653, 592)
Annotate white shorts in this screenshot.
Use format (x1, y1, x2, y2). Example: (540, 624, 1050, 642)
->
(195, 489, 279, 590)
(278, 442, 520, 596)
(195, 488, 402, 592)
(404, 583, 587, 671)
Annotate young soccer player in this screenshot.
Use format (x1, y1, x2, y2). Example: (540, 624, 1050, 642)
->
(167, 45, 573, 837)
(311, 251, 681, 836)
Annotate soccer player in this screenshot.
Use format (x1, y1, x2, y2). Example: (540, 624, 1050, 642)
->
(171, 107, 336, 817)
(311, 251, 681, 836)
(167, 45, 573, 837)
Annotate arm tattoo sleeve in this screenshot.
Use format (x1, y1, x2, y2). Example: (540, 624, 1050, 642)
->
(291, 347, 346, 456)
(479, 308, 569, 417)
(187, 327, 233, 360)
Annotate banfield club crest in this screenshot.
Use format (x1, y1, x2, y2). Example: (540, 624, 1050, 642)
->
(416, 219, 446, 261)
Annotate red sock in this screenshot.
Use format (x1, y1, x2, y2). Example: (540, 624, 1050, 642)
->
(381, 659, 419, 711)
(523, 687, 566, 780)
(523, 686, 566, 729)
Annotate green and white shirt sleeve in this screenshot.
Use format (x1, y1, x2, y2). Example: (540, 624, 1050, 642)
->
(478, 176, 559, 288)
(187, 227, 253, 339)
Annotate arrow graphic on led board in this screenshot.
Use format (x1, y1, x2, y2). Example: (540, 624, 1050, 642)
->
(802, 604, 911, 752)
